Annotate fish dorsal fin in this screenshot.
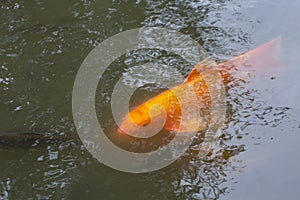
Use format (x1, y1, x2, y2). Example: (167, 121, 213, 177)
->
(185, 59, 216, 82)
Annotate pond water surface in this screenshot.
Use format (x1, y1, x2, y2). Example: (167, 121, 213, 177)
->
(0, 0, 299, 199)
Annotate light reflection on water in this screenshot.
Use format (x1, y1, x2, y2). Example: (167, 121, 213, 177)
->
(0, 0, 299, 199)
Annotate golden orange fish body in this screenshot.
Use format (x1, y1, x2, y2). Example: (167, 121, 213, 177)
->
(119, 38, 280, 135)
(119, 62, 212, 135)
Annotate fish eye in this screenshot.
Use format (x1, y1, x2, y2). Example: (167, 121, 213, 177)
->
(141, 123, 148, 127)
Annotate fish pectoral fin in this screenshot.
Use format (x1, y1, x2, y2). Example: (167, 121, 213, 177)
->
(164, 118, 203, 133)
(185, 59, 216, 82)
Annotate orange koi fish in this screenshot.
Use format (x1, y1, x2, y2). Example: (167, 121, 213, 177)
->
(118, 38, 280, 135)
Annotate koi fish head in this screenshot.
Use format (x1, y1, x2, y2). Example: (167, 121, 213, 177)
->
(118, 108, 150, 134)
(118, 103, 167, 135)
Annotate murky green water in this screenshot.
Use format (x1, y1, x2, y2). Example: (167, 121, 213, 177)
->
(1, 0, 299, 199)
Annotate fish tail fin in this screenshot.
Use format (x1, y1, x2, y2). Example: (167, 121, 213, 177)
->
(219, 37, 282, 75)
